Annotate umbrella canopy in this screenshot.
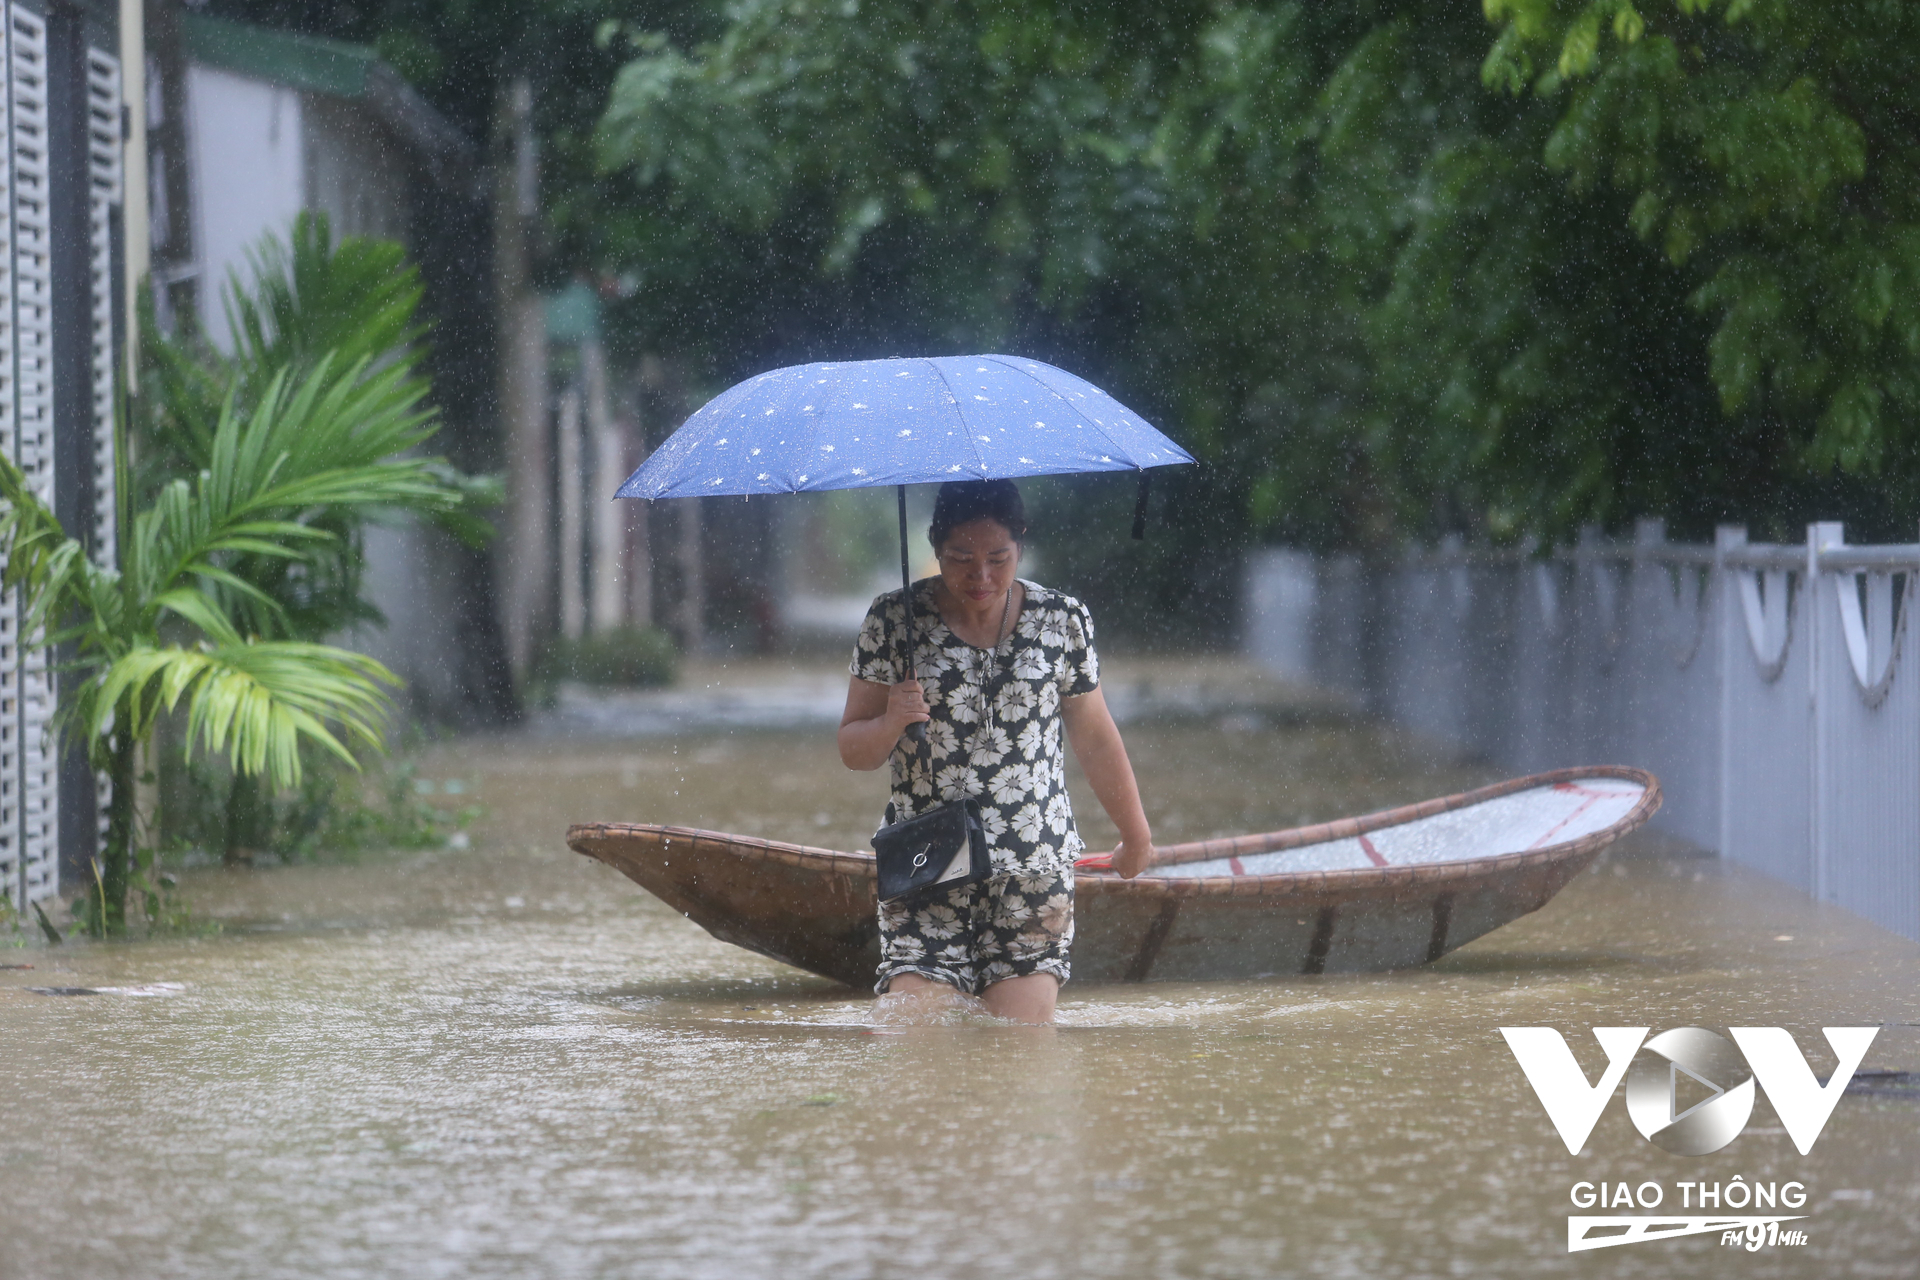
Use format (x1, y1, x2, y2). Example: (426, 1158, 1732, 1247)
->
(616, 356, 1193, 703)
(615, 355, 1192, 499)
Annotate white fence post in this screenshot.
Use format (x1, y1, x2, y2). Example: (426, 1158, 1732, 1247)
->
(1809, 523, 1920, 939)
(1808, 522, 1843, 904)
(1714, 525, 1745, 865)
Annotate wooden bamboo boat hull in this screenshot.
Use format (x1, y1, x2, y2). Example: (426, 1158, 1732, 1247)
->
(567, 766, 1660, 988)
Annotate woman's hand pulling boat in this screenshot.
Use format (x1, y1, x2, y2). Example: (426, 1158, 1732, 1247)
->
(1062, 686, 1154, 879)
(1108, 838, 1154, 879)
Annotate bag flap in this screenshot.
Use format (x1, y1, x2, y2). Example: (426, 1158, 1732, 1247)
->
(873, 802, 973, 902)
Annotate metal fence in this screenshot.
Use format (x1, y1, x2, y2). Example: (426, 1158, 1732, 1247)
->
(1245, 520, 1920, 943)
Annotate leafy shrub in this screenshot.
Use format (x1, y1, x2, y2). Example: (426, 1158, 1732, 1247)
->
(160, 749, 476, 866)
(538, 626, 679, 688)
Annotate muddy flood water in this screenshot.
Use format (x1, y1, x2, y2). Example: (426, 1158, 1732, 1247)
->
(4, 663, 1918, 1279)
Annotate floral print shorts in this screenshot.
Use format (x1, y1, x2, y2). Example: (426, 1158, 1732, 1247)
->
(875, 867, 1074, 995)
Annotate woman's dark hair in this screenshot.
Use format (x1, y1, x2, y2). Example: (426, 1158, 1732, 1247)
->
(929, 479, 1027, 549)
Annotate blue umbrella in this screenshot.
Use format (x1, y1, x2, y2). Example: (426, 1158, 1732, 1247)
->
(616, 354, 1191, 500)
(616, 355, 1194, 695)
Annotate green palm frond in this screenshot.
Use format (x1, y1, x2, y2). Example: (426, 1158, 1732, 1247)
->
(3, 333, 457, 787)
(144, 213, 430, 477)
(126, 358, 462, 634)
(225, 211, 426, 381)
(0, 454, 111, 638)
(96, 641, 398, 789)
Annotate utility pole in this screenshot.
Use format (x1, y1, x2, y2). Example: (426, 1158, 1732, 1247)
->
(494, 77, 548, 683)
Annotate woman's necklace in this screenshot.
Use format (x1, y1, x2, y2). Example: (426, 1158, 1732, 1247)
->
(978, 586, 1013, 735)
(990, 584, 1013, 651)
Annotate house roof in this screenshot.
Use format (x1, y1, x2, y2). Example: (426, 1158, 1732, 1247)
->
(181, 13, 378, 98)
(181, 14, 477, 194)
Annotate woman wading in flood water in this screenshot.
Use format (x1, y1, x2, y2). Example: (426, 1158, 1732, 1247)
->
(838, 479, 1154, 1024)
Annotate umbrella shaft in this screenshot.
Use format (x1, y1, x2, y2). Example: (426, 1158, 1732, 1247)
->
(897, 485, 925, 746)
(898, 485, 912, 602)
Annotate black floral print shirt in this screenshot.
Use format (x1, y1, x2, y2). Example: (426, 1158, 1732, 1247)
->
(851, 579, 1101, 875)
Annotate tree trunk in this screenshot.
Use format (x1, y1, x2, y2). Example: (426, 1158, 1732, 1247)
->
(585, 339, 626, 635)
(91, 722, 137, 935)
(677, 498, 704, 652)
(557, 384, 585, 640)
(223, 772, 262, 867)
(494, 77, 550, 685)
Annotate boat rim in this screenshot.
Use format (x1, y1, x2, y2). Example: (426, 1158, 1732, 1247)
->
(566, 765, 1662, 898)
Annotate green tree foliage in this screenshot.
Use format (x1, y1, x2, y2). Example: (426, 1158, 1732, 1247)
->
(588, 2, 1376, 636)
(1482, 0, 1920, 482)
(202, 0, 1919, 584)
(589, 0, 1920, 557)
(138, 214, 498, 868)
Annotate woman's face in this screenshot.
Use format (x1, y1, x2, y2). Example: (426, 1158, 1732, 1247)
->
(936, 518, 1022, 606)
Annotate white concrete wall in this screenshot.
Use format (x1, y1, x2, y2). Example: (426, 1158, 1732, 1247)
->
(185, 64, 303, 351)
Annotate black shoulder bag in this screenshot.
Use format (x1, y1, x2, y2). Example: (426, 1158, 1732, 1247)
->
(870, 586, 1007, 904)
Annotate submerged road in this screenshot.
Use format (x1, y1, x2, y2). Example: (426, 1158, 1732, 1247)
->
(3, 674, 1916, 1279)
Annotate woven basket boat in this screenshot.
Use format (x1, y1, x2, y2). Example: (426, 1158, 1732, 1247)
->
(567, 766, 1660, 988)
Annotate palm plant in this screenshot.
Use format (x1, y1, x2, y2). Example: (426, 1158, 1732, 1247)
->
(0, 346, 474, 935)
(133, 214, 496, 869)
(140, 213, 496, 641)
(143, 212, 427, 473)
